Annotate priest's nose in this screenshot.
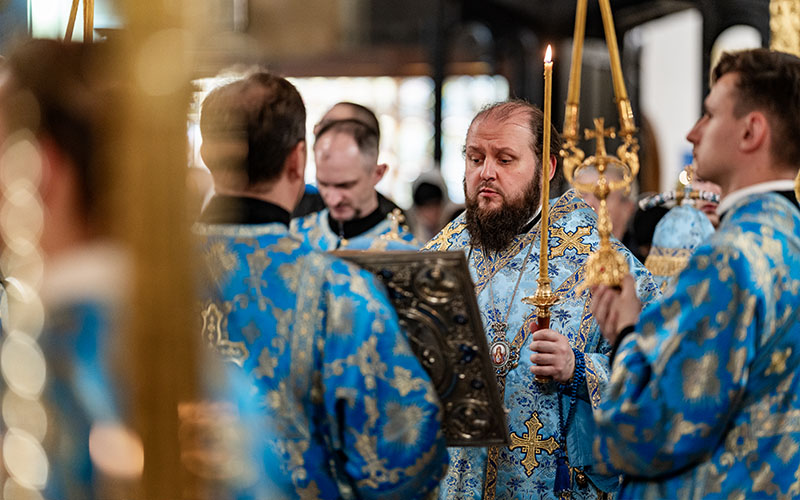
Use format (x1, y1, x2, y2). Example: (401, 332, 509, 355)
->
(480, 160, 498, 180)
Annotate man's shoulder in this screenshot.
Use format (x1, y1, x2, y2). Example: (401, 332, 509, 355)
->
(422, 212, 469, 251)
(550, 189, 598, 228)
(290, 210, 326, 233)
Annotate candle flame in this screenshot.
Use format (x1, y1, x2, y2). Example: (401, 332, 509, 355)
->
(545, 45, 552, 63)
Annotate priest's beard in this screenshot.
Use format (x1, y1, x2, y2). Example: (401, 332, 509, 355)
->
(464, 170, 541, 254)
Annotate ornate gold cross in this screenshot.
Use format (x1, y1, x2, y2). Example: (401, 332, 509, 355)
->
(509, 412, 559, 475)
(584, 117, 615, 159)
(549, 226, 592, 258)
(381, 208, 406, 242)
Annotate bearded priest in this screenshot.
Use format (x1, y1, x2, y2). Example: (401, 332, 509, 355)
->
(424, 100, 659, 500)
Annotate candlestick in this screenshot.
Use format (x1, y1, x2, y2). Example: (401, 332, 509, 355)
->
(540, 45, 552, 283)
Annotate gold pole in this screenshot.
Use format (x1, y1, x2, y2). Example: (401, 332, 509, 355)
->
(83, 0, 94, 42)
(65, 0, 80, 41)
(114, 0, 198, 497)
(597, 0, 635, 135)
(564, 0, 587, 141)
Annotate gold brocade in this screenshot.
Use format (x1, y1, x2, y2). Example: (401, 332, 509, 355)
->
(644, 248, 693, 277)
(508, 412, 560, 476)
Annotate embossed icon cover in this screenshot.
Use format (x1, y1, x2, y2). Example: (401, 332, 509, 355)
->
(334, 250, 508, 447)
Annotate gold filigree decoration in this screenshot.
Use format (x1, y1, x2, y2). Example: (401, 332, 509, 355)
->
(201, 302, 249, 366)
(422, 219, 467, 251)
(177, 401, 255, 482)
(765, 347, 792, 376)
(681, 352, 720, 400)
(644, 248, 693, 277)
(508, 412, 559, 476)
(549, 226, 592, 258)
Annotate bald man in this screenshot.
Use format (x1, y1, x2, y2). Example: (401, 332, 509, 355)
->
(291, 102, 418, 250)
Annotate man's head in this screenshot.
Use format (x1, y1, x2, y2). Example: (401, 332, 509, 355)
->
(313, 103, 386, 221)
(463, 100, 564, 253)
(0, 40, 118, 252)
(200, 72, 307, 207)
(687, 49, 800, 194)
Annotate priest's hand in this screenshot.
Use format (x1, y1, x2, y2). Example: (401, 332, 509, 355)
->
(528, 329, 574, 383)
(591, 274, 641, 343)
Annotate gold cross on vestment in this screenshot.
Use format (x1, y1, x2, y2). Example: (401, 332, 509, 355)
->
(584, 117, 615, 159)
(549, 226, 592, 258)
(509, 412, 559, 476)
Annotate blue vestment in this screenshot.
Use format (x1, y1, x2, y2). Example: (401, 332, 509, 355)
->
(594, 191, 800, 499)
(195, 203, 448, 499)
(291, 208, 419, 250)
(34, 244, 282, 499)
(644, 204, 715, 291)
(424, 190, 659, 499)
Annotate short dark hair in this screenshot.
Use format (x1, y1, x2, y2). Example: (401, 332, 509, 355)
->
(314, 119, 379, 158)
(712, 48, 800, 168)
(314, 102, 381, 158)
(467, 100, 567, 195)
(200, 72, 306, 186)
(0, 39, 118, 223)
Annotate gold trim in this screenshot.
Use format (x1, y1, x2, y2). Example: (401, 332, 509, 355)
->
(644, 248, 693, 277)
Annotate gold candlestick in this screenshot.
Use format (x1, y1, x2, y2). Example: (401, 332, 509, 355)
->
(523, 45, 560, 329)
(523, 45, 559, 383)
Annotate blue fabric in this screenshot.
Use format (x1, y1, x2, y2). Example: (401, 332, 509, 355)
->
(594, 192, 800, 498)
(290, 208, 419, 250)
(424, 190, 660, 499)
(38, 297, 284, 499)
(195, 221, 447, 499)
(645, 204, 715, 290)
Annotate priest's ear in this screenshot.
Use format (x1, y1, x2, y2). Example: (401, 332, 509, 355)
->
(284, 139, 307, 182)
(372, 162, 388, 186)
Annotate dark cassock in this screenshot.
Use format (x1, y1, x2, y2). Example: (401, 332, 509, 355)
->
(195, 195, 448, 499)
(424, 189, 659, 499)
(594, 183, 800, 498)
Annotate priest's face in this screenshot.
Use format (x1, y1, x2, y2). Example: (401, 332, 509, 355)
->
(315, 131, 381, 222)
(464, 110, 542, 252)
(686, 72, 743, 192)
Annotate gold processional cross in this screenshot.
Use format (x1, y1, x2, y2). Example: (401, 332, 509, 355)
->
(584, 117, 615, 158)
(509, 412, 560, 476)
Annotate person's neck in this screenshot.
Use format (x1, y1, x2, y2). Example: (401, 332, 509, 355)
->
(213, 184, 295, 214)
(358, 192, 380, 217)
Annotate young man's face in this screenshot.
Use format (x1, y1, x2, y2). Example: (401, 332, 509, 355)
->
(314, 131, 380, 222)
(686, 73, 743, 189)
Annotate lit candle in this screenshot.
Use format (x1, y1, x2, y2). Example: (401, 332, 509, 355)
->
(566, 0, 587, 105)
(598, 0, 628, 102)
(539, 45, 553, 282)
